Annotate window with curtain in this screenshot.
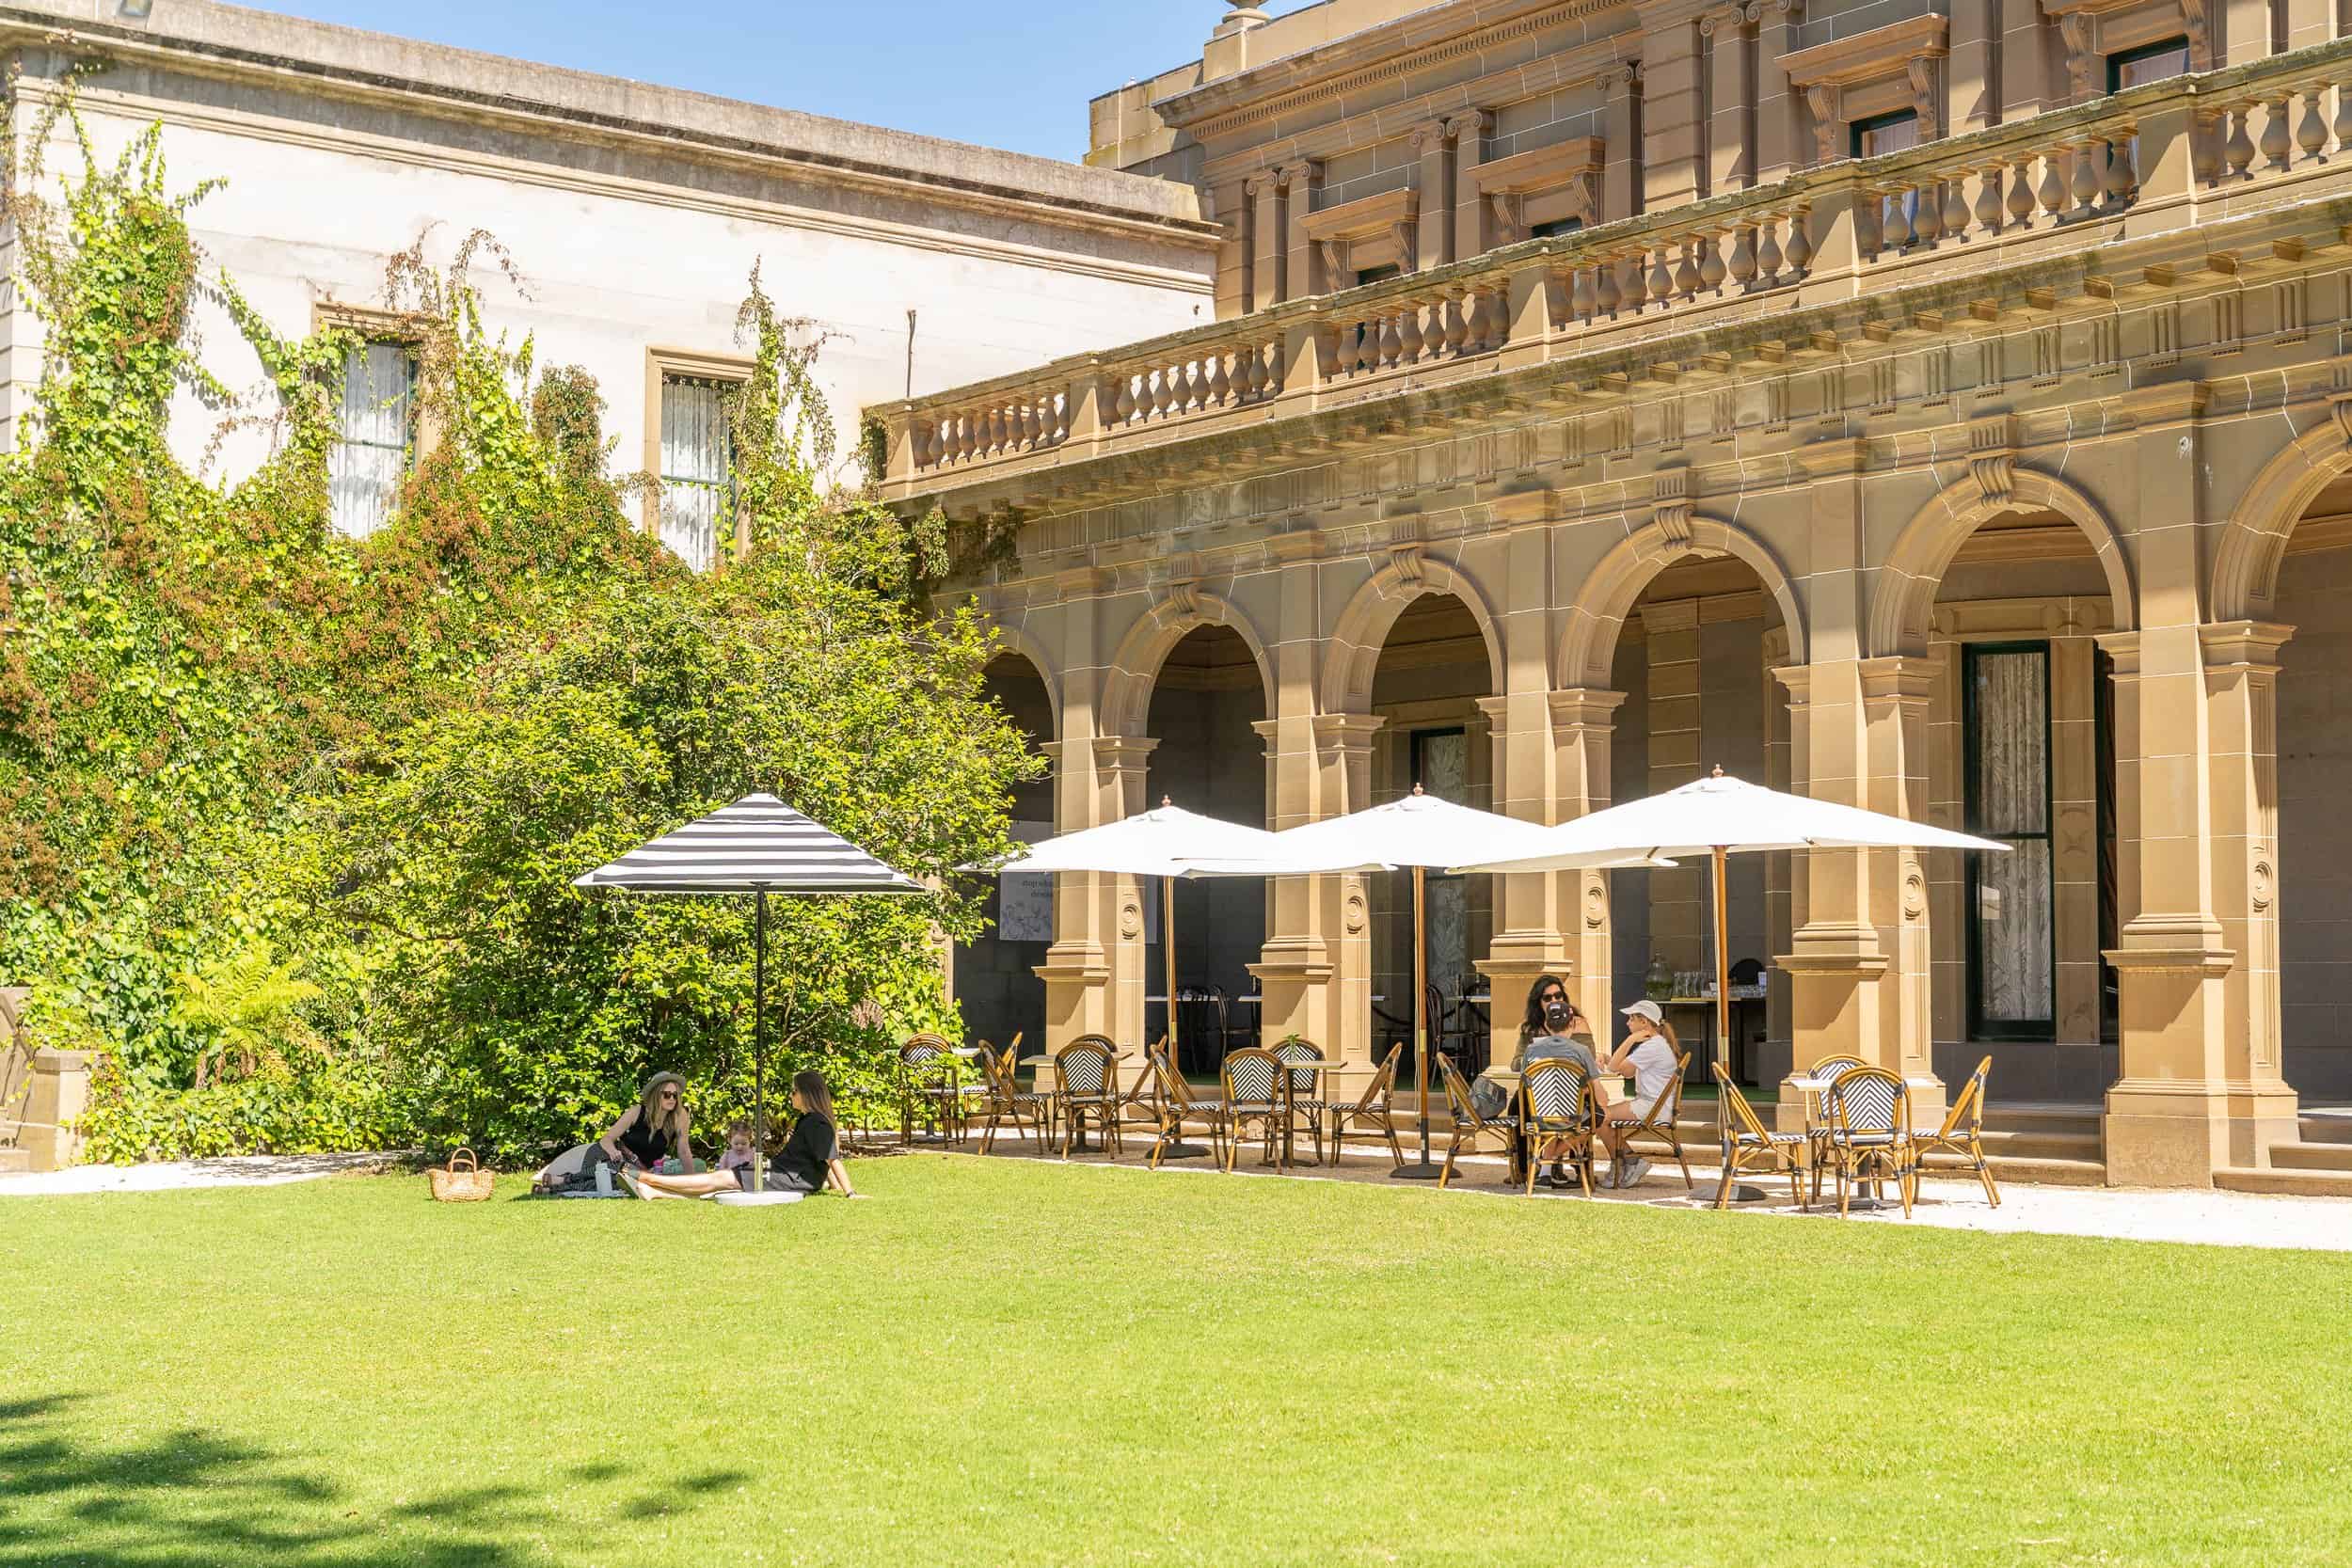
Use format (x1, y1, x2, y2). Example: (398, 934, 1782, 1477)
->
(2108, 38, 2190, 91)
(660, 375, 735, 573)
(328, 341, 415, 539)
(1852, 110, 1921, 242)
(1965, 643, 2056, 1038)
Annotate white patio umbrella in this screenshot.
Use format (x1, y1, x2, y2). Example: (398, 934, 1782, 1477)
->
(574, 793, 923, 1198)
(1454, 767, 2010, 1080)
(973, 799, 1282, 1071)
(1185, 786, 1674, 1179)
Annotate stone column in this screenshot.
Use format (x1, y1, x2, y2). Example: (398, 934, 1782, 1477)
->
(1602, 64, 1645, 222)
(21, 1049, 94, 1172)
(1859, 655, 1945, 1124)
(1753, 0, 1803, 182)
(1704, 8, 1747, 195)
(1248, 169, 1284, 310)
(1213, 176, 1252, 320)
(1998, 0, 2052, 120)
(1640, 16, 1708, 209)
(1034, 733, 1155, 1053)
(1411, 121, 1454, 272)
(1449, 109, 1494, 263)
(1283, 162, 1327, 298)
(1948, 0, 2000, 131)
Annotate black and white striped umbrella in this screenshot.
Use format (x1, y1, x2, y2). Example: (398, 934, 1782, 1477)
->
(572, 793, 923, 895)
(573, 794, 921, 1201)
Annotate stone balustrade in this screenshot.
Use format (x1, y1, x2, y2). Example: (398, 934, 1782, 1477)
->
(882, 40, 2352, 496)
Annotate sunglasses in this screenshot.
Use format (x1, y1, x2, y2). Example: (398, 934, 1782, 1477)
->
(659, 1088, 680, 1100)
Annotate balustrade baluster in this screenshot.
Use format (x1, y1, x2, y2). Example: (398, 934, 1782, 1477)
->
(2036, 151, 2067, 219)
(1756, 218, 1783, 285)
(2071, 143, 2101, 211)
(1207, 352, 1231, 408)
(1113, 375, 1136, 425)
(1395, 302, 1423, 364)
(2225, 104, 2258, 180)
(1940, 179, 1968, 240)
(2298, 87, 2329, 163)
(1700, 233, 1727, 293)
(1376, 310, 1402, 369)
(1619, 253, 1647, 312)
(1439, 291, 1467, 356)
(1567, 263, 1596, 323)
(1647, 246, 1675, 308)
(1785, 208, 1814, 275)
(2105, 134, 2137, 202)
(1883, 187, 1915, 252)
(1726, 226, 1756, 289)
(1595, 258, 1623, 315)
(2261, 95, 2294, 170)
(1973, 166, 2003, 235)
(1675, 239, 1702, 297)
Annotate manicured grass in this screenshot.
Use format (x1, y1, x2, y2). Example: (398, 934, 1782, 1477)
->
(3, 1157, 2347, 1567)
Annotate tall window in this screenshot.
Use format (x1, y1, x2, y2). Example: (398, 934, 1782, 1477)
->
(2108, 38, 2190, 92)
(1852, 110, 1922, 243)
(659, 375, 734, 573)
(328, 341, 415, 540)
(1964, 643, 2056, 1038)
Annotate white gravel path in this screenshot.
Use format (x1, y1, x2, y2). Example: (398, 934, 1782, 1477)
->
(0, 1150, 406, 1196)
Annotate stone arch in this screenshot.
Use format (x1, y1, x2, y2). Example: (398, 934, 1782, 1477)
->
(2211, 415, 2352, 623)
(983, 619, 1062, 739)
(1097, 590, 1277, 739)
(1555, 515, 1808, 690)
(1868, 468, 2135, 658)
(1317, 551, 1506, 715)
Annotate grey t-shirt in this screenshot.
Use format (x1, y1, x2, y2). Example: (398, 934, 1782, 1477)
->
(1515, 1031, 1598, 1075)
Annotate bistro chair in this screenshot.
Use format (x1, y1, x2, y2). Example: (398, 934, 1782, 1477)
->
(1436, 1053, 1520, 1190)
(1616, 1049, 1694, 1190)
(1218, 1046, 1285, 1172)
(1054, 1036, 1123, 1161)
(975, 1035, 1054, 1154)
(1913, 1053, 2000, 1208)
(1820, 1066, 1915, 1218)
(899, 1033, 967, 1146)
(1141, 1043, 1228, 1169)
(1116, 1034, 1168, 1137)
(1304, 1043, 1406, 1169)
(1225, 976, 1263, 1053)
(1804, 1053, 1867, 1203)
(1273, 1037, 1327, 1164)
(1714, 1076, 1809, 1211)
(1519, 1056, 1599, 1197)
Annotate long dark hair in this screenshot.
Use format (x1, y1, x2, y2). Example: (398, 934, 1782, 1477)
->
(790, 1069, 835, 1123)
(1518, 974, 1573, 1045)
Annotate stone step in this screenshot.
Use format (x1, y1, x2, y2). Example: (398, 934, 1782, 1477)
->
(2216, 1164, 2352, 1198)
(2268, 1141, 2352, 1173)
(2298, 1111, 2352, 1146)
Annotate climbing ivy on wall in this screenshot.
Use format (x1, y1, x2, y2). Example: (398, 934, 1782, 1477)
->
(0, 86, 1037, 1162)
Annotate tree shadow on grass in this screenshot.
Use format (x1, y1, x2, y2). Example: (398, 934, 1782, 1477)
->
(0, 1394, 739, 1567)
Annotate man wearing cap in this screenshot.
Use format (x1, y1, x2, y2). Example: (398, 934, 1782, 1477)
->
(1595, 1000, 1681, 1188)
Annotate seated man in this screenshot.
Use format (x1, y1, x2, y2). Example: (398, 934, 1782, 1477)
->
(1509, 975, 1599, 1189)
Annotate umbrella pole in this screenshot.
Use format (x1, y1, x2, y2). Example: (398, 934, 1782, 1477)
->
(1696, 843, 1766, 1205)
(753, 889, 767, 1193)
(1393, 863, 1443, 1180)
(1156, 874, 1210, 1161)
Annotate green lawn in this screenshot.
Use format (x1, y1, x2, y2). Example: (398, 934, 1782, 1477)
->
(3, 1158, 2347, 1567)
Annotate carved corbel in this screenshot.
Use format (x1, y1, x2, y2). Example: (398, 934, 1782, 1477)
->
(2328, 389, 2352, 448)
(1385, 542, 1428, 592)
(1154, 551, 1205, 621)
(1651, 468, 1694, 547)
(1319, 238, 1347, 283)
(2182, 0, 2213, 70)
(1391, 221, 1419, 271)
(1806, 84, 1842, 165)
(2058, 12, 2094, 103)
(1967, 415, 2018, 507)
(1490, 191, 1527, 244)
(1907, 55, 1943, 141)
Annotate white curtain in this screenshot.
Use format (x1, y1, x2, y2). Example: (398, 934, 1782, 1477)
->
(660, 377, 730, 573)
(328, 343, 412, 539)
(1970, 649, 2054, 1024)
(1419, 731, 1470, 995)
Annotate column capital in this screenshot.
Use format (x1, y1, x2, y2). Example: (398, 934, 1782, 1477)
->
(1306, 711, 1386, 756)
(1856, 653, 1939, 709)
(1244, 165, 1280, 196)
(1771, 663, 1813, 704)
(1276, 159, 1323, 190)
(2093, 628, 2141, 674)
(1442, 107, 1494, 141)
(1548, 686, 1629, 731)
(2198, 620, 2294, 673)
(1406, 117, 1452, 152)
(1089, 735, 1160, 771)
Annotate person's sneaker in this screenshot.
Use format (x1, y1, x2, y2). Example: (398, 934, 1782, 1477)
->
(1617, 1157, 1652, 1190)
(1547, 1163, 1570, 1188)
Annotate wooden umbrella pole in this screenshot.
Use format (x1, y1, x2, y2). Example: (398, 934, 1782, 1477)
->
(753, 889, 768, 1192)
(1163, 875, 1178, 1071)
(1413, 863, 1430, 1162)
(1712, 846, 1731, 1078)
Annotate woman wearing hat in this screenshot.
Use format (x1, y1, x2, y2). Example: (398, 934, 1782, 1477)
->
(1595, 1000, 1680, 1188)
(600, 1071, 692, 1172)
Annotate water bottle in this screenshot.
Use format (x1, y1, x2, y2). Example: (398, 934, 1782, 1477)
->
(594, 1162, 612, 1196)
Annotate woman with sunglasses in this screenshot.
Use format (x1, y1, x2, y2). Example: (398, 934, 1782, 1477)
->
(602, 1071, 691, 1172)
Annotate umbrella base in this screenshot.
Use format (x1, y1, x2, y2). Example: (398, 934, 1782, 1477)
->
(1692, 1180, 1772, 1204)
(712, 1190, 804, 1207)
(1390, 1162, 1445, 1181)
(1152, 1140, 1214, 1161)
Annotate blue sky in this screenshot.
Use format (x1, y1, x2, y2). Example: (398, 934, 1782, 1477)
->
(257, 1, 1313, 163)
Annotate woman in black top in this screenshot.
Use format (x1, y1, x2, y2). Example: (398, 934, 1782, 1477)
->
(620, 1069, 862, 1199)
(605, 1072, 691, 1167)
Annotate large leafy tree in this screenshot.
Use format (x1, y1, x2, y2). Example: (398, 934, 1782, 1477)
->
(0, 98, 1029, 1162)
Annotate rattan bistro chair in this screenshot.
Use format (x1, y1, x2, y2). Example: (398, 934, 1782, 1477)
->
(1617, 1049, 1694, 1190)
(1273, 1037, 1327, 1164)
(1519, 1056, 1599, 1196)
(1913, 1054, 2000, 1207)
(899, 1033, 967, 1145)
(1436, 1053, 1521, 1190)
(1219, 1047, 1285, 1172)
(1820, 1066, 1916, 1217)
(975, 1037, 1054, 1155)
(1715, 1076, 1809, 1211)
(1804, 1053, 1867, 1203)
(1303, 1044, 1406, 1170)
(1140, 1044, 1228, 1169)
(1054, 1036, 1123, 1161)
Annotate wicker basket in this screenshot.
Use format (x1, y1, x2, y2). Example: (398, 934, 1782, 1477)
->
(427, 1148, 495, 1202)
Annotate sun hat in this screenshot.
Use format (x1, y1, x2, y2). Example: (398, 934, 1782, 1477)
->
(1620, 999, 1664, 1025)
(642, 1070, 686, 1100)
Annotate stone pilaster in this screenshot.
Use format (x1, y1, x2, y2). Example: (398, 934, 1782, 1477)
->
(1753, 0, 1803, 182)
(1703, 8, 1746, 195)
(1448, 109, 1493, 262)
(1282, 162, 1326, 298)
(1410, 121, 1454, 271)
(1034, 734, 1157, 1051)
(1248, 169, 1285, 309)
(1637, 9, 1707, 209)
(1859, 655, 1945, 1124)
(1602, 64, 1645, 222)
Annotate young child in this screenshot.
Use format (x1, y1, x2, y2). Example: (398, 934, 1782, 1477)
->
(715, 1120, 756, 1176)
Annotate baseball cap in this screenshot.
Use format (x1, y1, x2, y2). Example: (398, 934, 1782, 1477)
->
(1620, 999, 1664, 1024)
